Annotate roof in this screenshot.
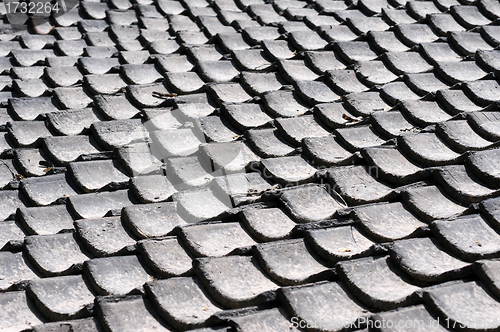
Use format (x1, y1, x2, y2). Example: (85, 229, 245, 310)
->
(0, 0, 500, 331)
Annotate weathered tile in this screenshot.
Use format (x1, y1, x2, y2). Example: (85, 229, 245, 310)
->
(28, 274, 94, 321)
(24, 233, 91, 276)
(305, 224, 376, 262)
(255, 238, 333, 285)
(0, 291, 45, 330)
(337, 255, 420, 310)
(389, 237, 471, 283)
(424, 281, 500, 331)
(75, 216, 136, 257)
(138, 237, 193, 278)
(145, 277, 222, 329)
(403, 185, 468, 222)
(278, 281, 368, 332)
(195, 255, 279, 308)
(280, 184, 343, 223)
(122, 202, 186, 239)
(17, 205, 74, 235)
(84, 255, 152, 295)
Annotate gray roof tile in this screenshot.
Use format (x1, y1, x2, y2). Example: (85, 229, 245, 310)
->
(390, 237, 471, 283)
(146, 277, 222, 329)
(303, 135, 357, 166)
(394, 24, 440, 46)
(195, 255, 279, 308)
(463, 80, 500, 106)
(335, 125, 386, 150)
(179, 221, 256, 257)
(198, 60, 240, 83)
(91, 118, 147, 149)
(246, 128, 296, 157)
(337, 255, 420, 310)
(165, 72, 206, 94)
(53, 86, 93, 109)
(24, 233, 91, 276)
(313, 102, 362, 128)
(448, 31, 494, 55)
(367, 31, 409, 53)
(84, 73, 128, 95)
(129, 173, 177, 203)
(75, 216, 136, 257)
(46, 108, 101, 136)
(383, 51, 433, 75)
(69, 159, 129, 192)
(232, 49, 273, 71)
(398, 132, 462, 166)
(406, 0, 441, 20)
(240, 206, 296, 241)
(174, 187, 231, 222)
(240, 71, 284, 95)
(354, 60, 399, 87)
(328, 165, 395, 204)
(304, 51, 347, 74)
(436, 88, 482, 114)
(122, 202, 186, 238)
(155, 54, 195, 73)
(320, 25, 360, 43)
(436, 120, 493, 152)
(424, 281, 500, 331)
(428, 13, 466, 36)
(404, 72, 450, 95)
(222, 103, 272, 131)
(20, 173, 79, 206)
(28, 274, 94, 321)
(402, 185, 469, 222)
(96, 295, 171, 331)
(278, 281, 368, 331)
(67, 189, 136, 219)
(477, 0, 500, 19)
(84, 255, 152, 295)
(254, 238, 333, 285)
(347, 16, 390, 34)
(0, 220, 25, 250)
(54, 39, 88, 56)
(138, 237, 193, 277)
(435, 164, 497, 204)
(261, 90, 309, 117)
(94, 93, 141, 120)
(278, 59, 320, 82)
(305, 223, 376, 262)
(280, 184, 344, 222)
(450, 5, 492, 29)
(400, 99, 452, 126)
(294, 80, 339, 105)
(42, 135, 102, 164)
(475, 259, 500, 299)
(17, 204, 73, 235)
(333, 41, 378, 64)
(8, 97, 58, 121)
(361, 146, 427, 185)
(260, 155, 317, 185)
(275, 114, 330, 144)
(353, 201, 426, 241)
(370, 110, 415, 138)
(467, 147, 500, 186)
(0, 291, 45, 330)
(0, 251, 38, 291)
(371, 305, 448, 332)
(467, 111, 500, 141)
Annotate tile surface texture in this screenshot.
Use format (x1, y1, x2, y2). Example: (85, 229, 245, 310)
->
(0, 0, 500, 331)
